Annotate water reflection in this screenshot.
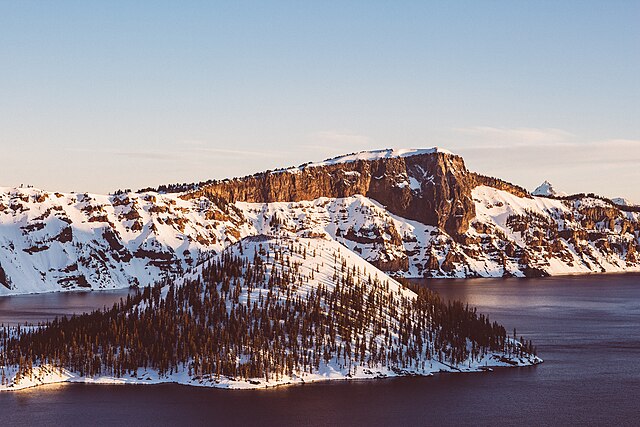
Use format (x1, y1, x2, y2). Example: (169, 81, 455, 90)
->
(0, 289, 135, 325)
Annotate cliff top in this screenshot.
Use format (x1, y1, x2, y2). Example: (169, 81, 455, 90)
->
(275, 147, 455, 174)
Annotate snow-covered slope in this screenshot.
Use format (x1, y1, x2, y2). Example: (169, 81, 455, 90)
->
(464, 186, 640, 277)
(236, 189, 640, 279)
(0, 187, 243, 294)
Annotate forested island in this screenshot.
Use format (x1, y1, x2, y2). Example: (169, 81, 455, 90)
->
(0, 237, 540, 391)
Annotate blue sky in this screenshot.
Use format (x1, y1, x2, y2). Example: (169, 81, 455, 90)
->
(1, 1, 638, 199)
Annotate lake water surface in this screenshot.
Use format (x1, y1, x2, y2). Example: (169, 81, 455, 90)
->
(1, 275, 639, 426)
(0, 289, 135, 325)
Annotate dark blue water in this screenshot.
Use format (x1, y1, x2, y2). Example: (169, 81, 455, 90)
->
(1, 275, 639, 426)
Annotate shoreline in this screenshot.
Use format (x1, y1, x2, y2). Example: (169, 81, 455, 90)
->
(0, 354, 543, 393)
(3, 270, 640, 297)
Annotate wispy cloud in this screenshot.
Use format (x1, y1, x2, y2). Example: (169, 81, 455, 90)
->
(308, 131, 373, 147)
(441, 123, 640, 198)
(455, 126, 575, 145)
(450, 126, 640, 167)
(178, 139, 208, 146)
(459, 136, 640, 169)
(68, 143, 281, 161)
(453, 131, 640, 198)
(113, 151, 174, 160)
(555, 138, 640, 166)
(194, 147, 281, 158)
(66, 147, 177, 161)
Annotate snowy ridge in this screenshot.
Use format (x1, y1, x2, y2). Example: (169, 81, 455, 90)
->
(276, 147, 453, 173)
(1, 181, 640, 294)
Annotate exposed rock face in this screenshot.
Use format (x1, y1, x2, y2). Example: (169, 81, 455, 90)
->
(184, 150, 476, 236)
(0, 262, 9, 289)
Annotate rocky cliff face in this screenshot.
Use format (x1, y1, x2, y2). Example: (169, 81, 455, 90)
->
(1, 148, 639, 294)
(183, 149, 475, 237)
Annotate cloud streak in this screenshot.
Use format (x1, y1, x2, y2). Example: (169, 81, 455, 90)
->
(465, 138, 640, 167)
(194, 147, 281, 158)
(113, 151, 174, 161)
(455, 126, 575, 145)
(451, 126, 640, 170)
(308, 131, 373, 147)
(68, 144, 282, 162)
(453, 131, 640, 199)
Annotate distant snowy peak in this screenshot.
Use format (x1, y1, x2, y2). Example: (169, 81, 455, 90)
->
(612, 197, 637, 207)
(532, 181, 554, 196)
(532, 181, 567, 197)
(279, 147, 455, 173)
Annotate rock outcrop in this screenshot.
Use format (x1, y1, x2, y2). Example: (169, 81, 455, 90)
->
(183, 149, 475, 236)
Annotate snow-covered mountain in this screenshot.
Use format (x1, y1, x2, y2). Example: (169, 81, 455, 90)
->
(532, 180, 567, 197)
(612, 197, 637, 207)
(1, 148, 639, 294)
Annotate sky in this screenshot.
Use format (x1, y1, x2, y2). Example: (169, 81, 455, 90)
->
(0, 1, 638, 200)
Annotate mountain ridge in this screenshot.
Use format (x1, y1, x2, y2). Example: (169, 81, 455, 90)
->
(1, 148, 639, 294)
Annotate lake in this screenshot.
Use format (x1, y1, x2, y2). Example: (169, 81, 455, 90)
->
(0, 289, 136, 326)
(1, 274, 639, 426)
